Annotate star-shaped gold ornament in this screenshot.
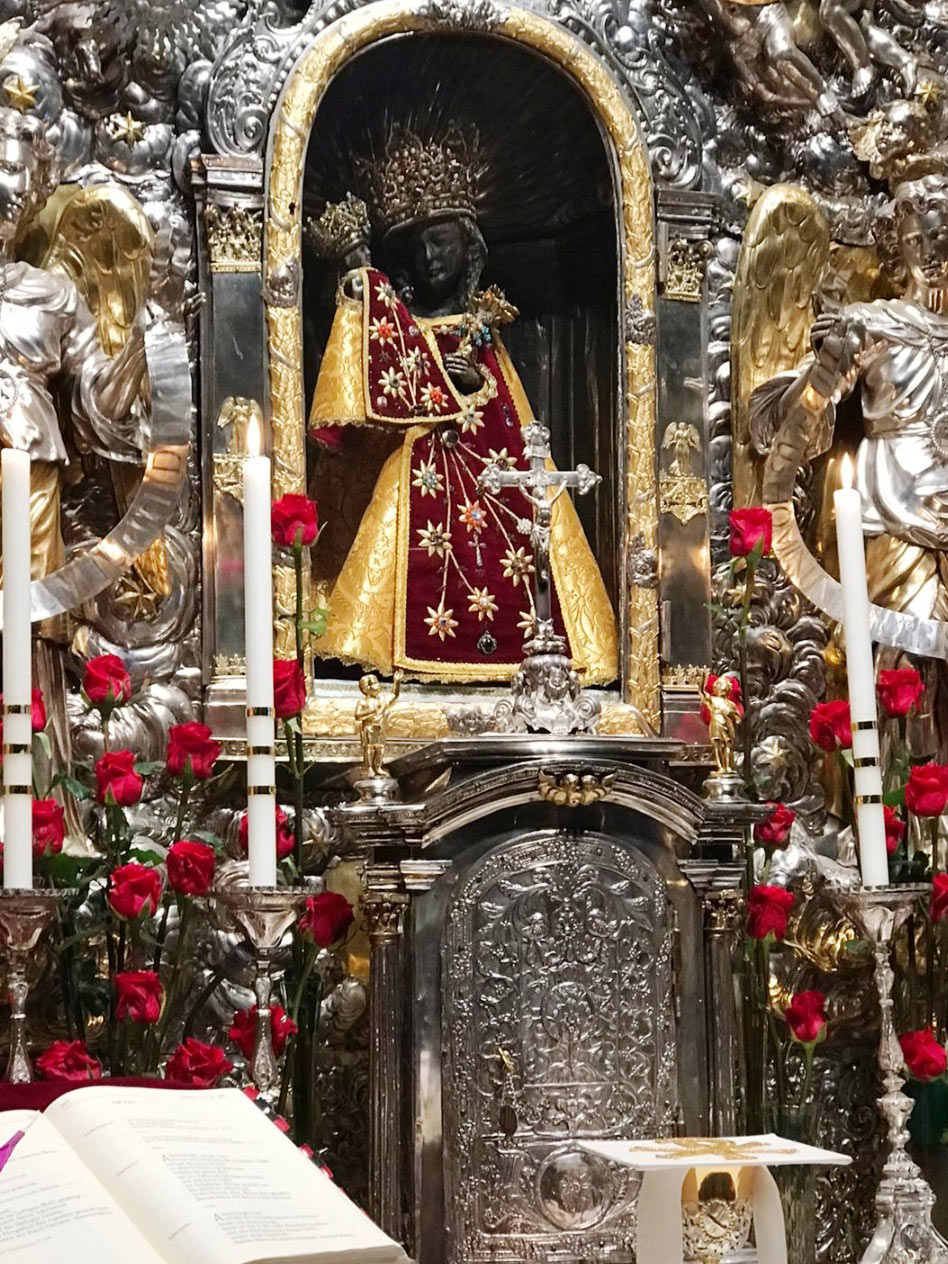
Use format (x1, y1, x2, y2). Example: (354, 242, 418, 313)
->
(110, 570, 159, 621)
(3, 73, 38, 112)
(109, 112, 146, 146)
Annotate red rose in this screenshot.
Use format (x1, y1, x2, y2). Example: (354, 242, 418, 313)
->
(885, 806, 906, 856)
(933, 875, 948, 923)
(228, 1004, 298, 1061)
(165, 1037, 232, 1087)
(108, 862, 162, 920)
(35, 1040, 102, 1082)
(754, 803, 795, 849)
(273, 659, 306, 719)
(746, 884, 795, 942)
(905, 763, 948, 818)
(808, 700, 852, 752)
(877, 667, 925, 719)
(271, 493, 319, 549)
(729, 507, 773, 558)
(95, 749, 143, 806)
(32, 797, 64, 858)
(83, 653, 132, 707)
(900, 1028, 948, 1082)
(239, 804, 295, 861)
(166, 840, 215, 897)
(298, 890, 354, 947)
(166, 722, 221, 781)
(114, 970, 163, 1024)
(785, 990, 828, 1046)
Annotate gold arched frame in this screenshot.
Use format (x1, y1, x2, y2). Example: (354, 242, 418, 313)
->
(264, 0, 660, 740)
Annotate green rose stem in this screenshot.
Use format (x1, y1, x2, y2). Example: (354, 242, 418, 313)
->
(908, 911, 919, 1029)
(291, 538, 306, 872)
(279, 939, 319, 1120)
(935, 814, 945, 1031)
(172, 772, 192, 849)
(154, 898, 191, 1060)
(736, 552, 758, 796)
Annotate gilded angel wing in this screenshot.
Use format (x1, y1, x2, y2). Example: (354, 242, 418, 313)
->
(731, 183, 830, 508)
(43, 185, 170, 598)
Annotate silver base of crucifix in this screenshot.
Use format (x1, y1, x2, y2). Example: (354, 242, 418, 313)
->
(451, 621, 600, 736)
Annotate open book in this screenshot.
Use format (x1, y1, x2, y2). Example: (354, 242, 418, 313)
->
(0, 1085, 408, 1264)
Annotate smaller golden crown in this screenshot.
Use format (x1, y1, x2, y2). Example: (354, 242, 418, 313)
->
(304, 192, 371, 260)
(358, 125, 478, 239)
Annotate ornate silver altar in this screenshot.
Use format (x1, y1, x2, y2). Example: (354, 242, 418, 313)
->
(331, 736, 753, 1262)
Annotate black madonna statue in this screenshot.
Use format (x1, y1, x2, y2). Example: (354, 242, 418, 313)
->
(305, 122, 618, 685)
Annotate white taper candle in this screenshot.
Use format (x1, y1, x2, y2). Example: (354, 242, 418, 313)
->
(1, 448, 33, 889)
(243, 419, 277, 887)
(834, 454, 888, 887)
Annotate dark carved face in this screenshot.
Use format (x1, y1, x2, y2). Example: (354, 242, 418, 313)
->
(404, 217, 468, 306)
(339, 239, 371, 274)
(900, 199, 948, 292)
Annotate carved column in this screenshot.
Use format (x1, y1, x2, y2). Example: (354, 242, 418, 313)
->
(363, 864, 410, 1242)
(703, 887, 745, 1135)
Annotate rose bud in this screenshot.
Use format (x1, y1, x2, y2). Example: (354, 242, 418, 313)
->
(166, 840, 215, 897)
(95, 750, 143, 806)
(274, 658, 307, 720)
(32, 797, 65, 858)
(35, 1039, 102, 1082)
(746, 884, 795, 942)
(165, 1037, 233, 1088)
(785, 990, 828, 1047)
(114, 970, 163, 1024)
(876, 667, 924, 719)
(239, 804, 295, 861)
(900, 1028, 948, 1082)
(108, 862, 162, 921)
(728, 507, 772, 558)
(905, 763, 948, 818)
(298, 890, 354, 947)
(82, 653, 133, 708)
(754, 803, 795, 850)
(271, 493, 319, 549)
(933, 875, 948, 924)
(166, 722, 221, 781)
(808, 699, 852, 752)
(228, 1004, 297, 1062)
(885, 806, 906, 856)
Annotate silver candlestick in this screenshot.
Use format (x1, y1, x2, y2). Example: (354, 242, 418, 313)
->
(0, 888, 71, 1084)
(214, 883, 308, 1094)
(835, 884, 948, 1263)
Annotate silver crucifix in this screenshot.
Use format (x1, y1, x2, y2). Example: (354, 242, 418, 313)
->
(478, 422, 601, 636)
(467, 421, 602, 735)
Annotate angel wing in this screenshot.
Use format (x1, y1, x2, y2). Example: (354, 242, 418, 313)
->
(43, 185, 170, 598)
(731, 183, 830, 508)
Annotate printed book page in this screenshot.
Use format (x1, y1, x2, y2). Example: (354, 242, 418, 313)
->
(47, 1086, 407, 1264)
(0, 1108, 166, 1264)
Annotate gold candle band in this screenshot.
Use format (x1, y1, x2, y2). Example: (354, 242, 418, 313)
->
(2, 785, 31, 795)
(246, 745, 275, 757)
(246, 706, 274, 717)
(856, 793, 883, 806)
(852, 719, 877, 732)
(853, 756, 879, 768)
(2, 703, 30, 715)
(247, 785, 276, 796)
(2, 743, 30, 755)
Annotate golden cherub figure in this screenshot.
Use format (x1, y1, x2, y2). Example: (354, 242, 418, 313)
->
(355, 670, 403, 778)
(699, 674, 744, 775)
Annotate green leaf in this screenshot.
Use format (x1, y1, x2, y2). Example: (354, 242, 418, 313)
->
(33, 730, 52, 762)
(53, 773, 92, 801)
(128, 846, 164, 865)
(884, 786, 906, 808)
(41, 853, 88, 885)
(134, 760, 165, 776)
(300, 615, 328, 637)
(284, 715, 302, 735)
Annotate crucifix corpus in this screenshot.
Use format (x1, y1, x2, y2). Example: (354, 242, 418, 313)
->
(476, 422, 602, 735)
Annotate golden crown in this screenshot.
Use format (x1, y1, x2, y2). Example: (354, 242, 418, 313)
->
(358, 126, 478, 239)
(304, 192, 371, 260)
